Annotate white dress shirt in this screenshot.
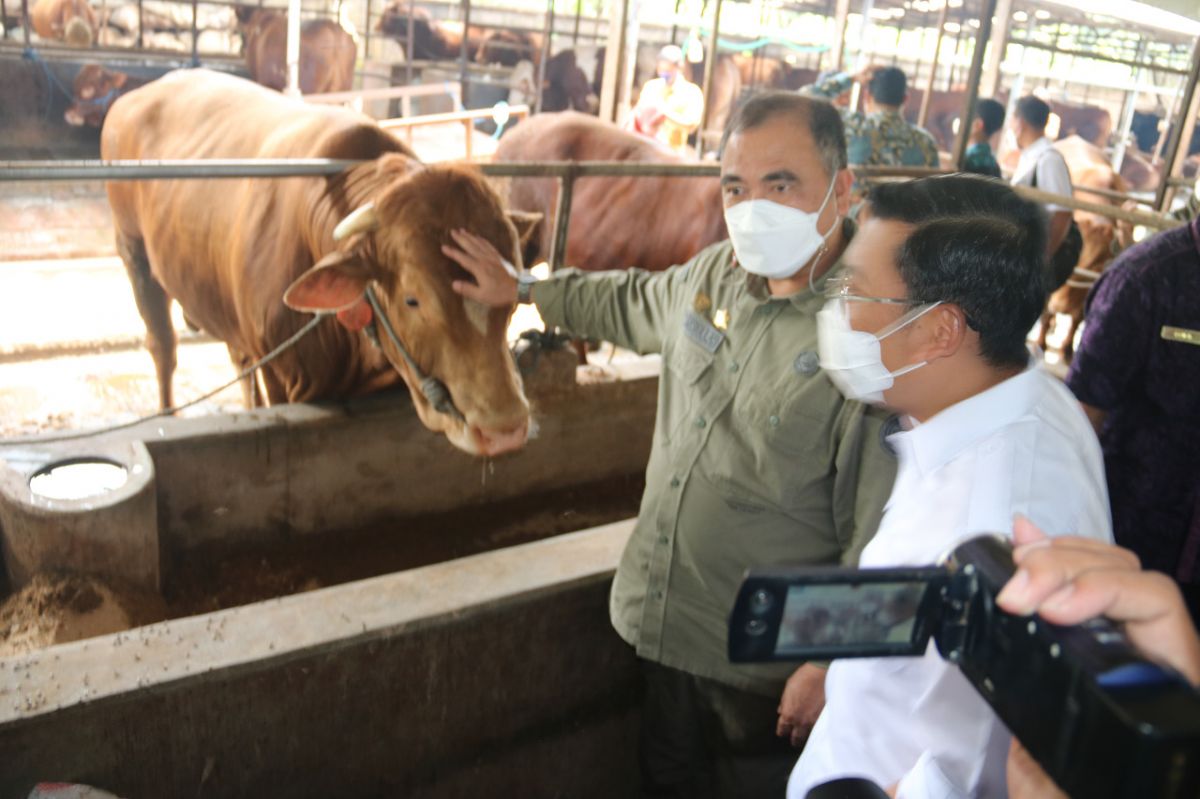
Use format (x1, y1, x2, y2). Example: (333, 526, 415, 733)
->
(789, 361, 1113, 799)
(1011, 136, 1074, 213)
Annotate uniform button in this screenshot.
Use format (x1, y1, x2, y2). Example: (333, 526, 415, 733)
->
(694, 416, 707, 429)
(728, 362, 739, 373)
(659, 535, 668, 545)
(642, 562, 649, 571)
(655, 591, 664, 600)
(769, 414, 780, 427)
(669, 476, 681, 488)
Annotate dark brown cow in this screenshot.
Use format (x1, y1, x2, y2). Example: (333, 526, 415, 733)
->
(31, 0, 95, 45)
(376, 4, 482, 62)
(683, 55, 742, 142)
(236, 8, 356, 94)
(102, 69, 533, 456)
(731, 53, 816, 91)
(495, 111, 726, 273)
(541, 50, 593, 113)
(64, 64, 149, 127)
(475, 27, 541, 67)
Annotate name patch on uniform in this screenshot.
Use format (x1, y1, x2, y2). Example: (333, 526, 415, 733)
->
(684, 311, 725, 353)
(1162, 325, 1200, 346)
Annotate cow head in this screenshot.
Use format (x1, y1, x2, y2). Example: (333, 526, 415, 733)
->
(65, 64, 128, 127)
(284, 157, 539, 457)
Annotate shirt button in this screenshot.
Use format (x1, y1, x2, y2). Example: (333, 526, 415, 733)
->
(658, 535, 668, 545)
(642, 562, 649, 571)
(694, 416, 707, 429)
(655, 591, 664, 600)
(769, 414, 780, 427)
(669, 476, 681, 488)
(728, 362, 739, 373)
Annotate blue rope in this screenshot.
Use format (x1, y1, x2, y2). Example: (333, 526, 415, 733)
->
(23, 48, 77, 120)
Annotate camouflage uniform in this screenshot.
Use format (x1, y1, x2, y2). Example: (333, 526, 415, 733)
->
(805, 72, 940, 170)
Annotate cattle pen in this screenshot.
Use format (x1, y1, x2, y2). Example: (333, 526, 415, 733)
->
(4, 0, 1200, 794)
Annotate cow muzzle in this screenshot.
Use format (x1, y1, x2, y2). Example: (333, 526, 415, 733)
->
(470, 419, 529, 457)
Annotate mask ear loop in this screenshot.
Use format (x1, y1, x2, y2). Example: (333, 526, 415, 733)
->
(807, 175, 842, 294)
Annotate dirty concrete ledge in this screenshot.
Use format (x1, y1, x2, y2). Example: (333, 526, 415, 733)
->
(0, 519, 641, 798)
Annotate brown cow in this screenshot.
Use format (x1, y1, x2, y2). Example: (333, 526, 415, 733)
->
(731, 53, 816, 91)
(475, 27, 541, 67)
(31, 0, 95, 45)
(1035, 135, 1128, 360)
(495, 111, 726, 273)
(683, 55, 742, 145)
(376, 4, 482, 61)
(102, 69, 533, 456)
(236, 8, 355, 95)
(64, 64, 148, 127)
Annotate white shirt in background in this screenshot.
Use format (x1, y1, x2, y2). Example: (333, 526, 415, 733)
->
(1011, 136, 1074, 213)
(788, 360, 1113, 799)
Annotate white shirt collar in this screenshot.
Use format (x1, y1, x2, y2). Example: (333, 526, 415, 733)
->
(1014, 137, 1053, 182)
(888, 358, 1041, 477)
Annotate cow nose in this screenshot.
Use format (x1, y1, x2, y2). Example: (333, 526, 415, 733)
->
(472, 419, 529, 456)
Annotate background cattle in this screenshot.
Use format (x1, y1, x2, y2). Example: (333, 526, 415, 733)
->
(494, 111, 726, 273)
(235, 8, 356, 94)
(64, 63, 149, 127)
(31, 0, 95, 45)
(376, 4, 480, 62)
(102, 69, 534, 456)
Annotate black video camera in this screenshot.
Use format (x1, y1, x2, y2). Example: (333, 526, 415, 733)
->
(728, 535, 1200, 799)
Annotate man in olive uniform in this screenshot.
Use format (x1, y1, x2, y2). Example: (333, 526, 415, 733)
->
(443, 92, 897, 798)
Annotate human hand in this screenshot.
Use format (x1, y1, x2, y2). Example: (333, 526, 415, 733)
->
(996, 516, 1200, 686)
(776, 662, 827, 748)
(442, 228, 520, 308)
(1007, 739, 1068, 799)
(853, 65, 880, 85)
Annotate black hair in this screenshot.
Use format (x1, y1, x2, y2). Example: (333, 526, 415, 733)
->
(719, 91, 847, 176)
(976, 98, 1006, 137)
(866, 175, 1048, 370)
(869, 67, 907, 107)
(1015, 95, 1051, 130)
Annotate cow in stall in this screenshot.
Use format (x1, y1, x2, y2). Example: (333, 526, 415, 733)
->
(683, 55, 742, 146)
(730, 53, 816, 91)
(235, 8, 356, 94)
(376, 4, 484, 62)
(64, 64, 149, 127)
(1035, 135, 1130, 361)
(102, 69, 535, 456)
(30, 0, 95, 45)
(494, 111, 726, 274)
(475, 27, 541, 67)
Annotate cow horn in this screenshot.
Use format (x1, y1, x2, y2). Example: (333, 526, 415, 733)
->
(333, 202, 379, 242)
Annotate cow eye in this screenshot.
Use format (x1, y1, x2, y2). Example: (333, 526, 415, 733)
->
(405, 297, 419, 308)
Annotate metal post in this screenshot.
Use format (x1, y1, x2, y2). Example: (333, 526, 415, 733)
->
(459, 0, 471, 107)
(405, 0, 414, 86)
(1113, 39, 1148, 175)
(917, 0, 949, 130)
(951, 0, 997, 169)
(136, 0, 143, 48)
(598, 0, 631, 123)
(1157, 38, 1200, 212)
(284, 0, 301, 94)
(548, 170, 577, 272)
(463, 119, 473, 159)
(363, 0, 373, 65)
(828, 0, 850, 72)
(572, 0, 582, 44)
(980, 0, 1012, 98)
(535, 0, 554, 114)
(698, 0, 723, 151)
(20, 0, 30, 50)
(1, 0, 8, 40)
(190, 0, 199, 66)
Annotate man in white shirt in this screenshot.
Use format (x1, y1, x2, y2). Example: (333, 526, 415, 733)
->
(790, 175, 1113, 798)
(1009, 95, 1079, 290)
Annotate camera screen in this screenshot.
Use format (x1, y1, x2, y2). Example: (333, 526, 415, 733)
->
(775, 581, 927, 656)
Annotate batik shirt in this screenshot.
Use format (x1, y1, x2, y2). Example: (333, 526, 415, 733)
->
(805, 72, 940, 169)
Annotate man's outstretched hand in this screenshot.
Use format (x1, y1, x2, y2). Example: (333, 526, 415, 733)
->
(442, 228, 520, 307)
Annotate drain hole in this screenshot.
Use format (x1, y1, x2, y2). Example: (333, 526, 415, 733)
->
(29, 458, 129, 500)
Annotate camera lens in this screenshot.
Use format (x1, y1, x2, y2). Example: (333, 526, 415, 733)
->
(750, 589, 774, 614)
(745, 619, 768, 636)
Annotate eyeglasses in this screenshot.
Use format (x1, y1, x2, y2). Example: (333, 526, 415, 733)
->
(823, 273, 910, 305)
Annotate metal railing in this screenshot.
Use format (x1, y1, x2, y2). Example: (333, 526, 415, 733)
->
(379, 104, 529, 160)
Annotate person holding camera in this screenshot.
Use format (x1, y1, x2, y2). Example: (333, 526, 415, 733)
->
(788, 175, 1113, 798)
(442, 92, 897, 798)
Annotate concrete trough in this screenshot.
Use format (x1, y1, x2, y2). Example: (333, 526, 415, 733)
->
(0, 351, 659, 794)
(0, 521, 641, 798)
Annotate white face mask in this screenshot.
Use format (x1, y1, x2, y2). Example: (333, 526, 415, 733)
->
(817, 298, 943, 404)
(724, 177, 839, 281)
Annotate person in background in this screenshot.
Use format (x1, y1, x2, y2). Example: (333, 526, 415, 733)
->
(1009, 95, 1080, 290)
(789, 175, 1112, 799)
(1066, 215, 1200, 625)
(443, 92, 897, 799)
(962, 98, 1005, 178)
(629, 44, 705, 155)
(804, 65, 940, 171)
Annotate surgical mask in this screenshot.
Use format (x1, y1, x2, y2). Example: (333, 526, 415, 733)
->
(725, 177, 839, 281)
(817, 298, 943, 404)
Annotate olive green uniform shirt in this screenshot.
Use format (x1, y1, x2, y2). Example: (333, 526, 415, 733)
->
(531, 238, 897, 697)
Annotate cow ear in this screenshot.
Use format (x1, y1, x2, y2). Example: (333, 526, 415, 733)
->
(283, 248, 372, 314)
(507, 210, 542, 247)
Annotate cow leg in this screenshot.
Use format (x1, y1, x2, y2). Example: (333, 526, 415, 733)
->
(117, 233, 177, 411)
(227, 346, 263, 408)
